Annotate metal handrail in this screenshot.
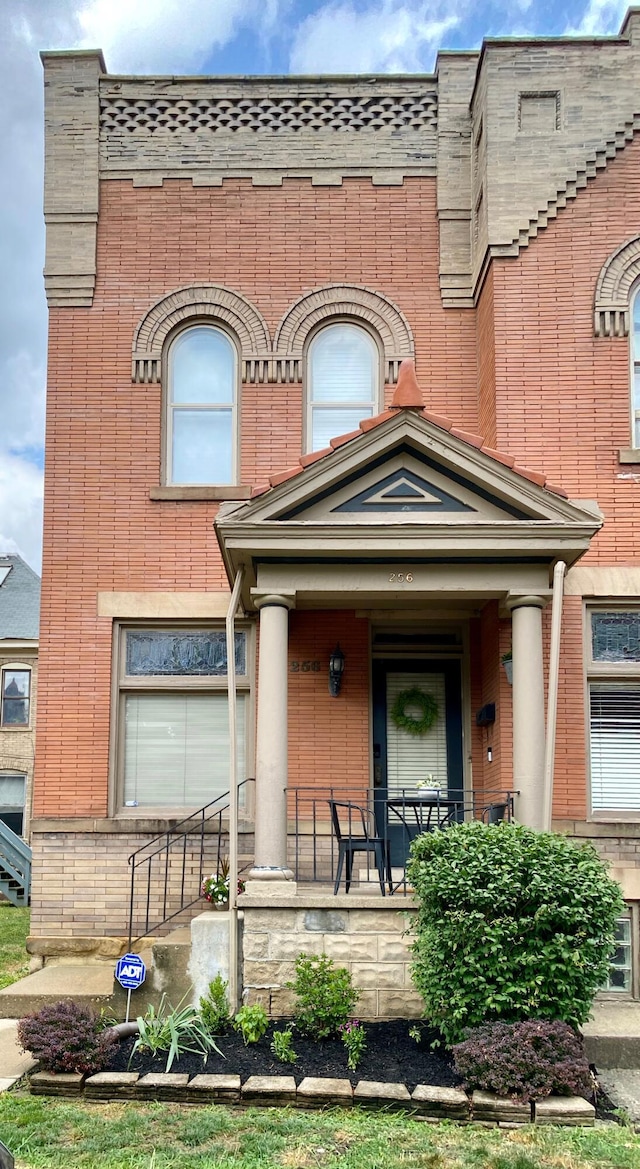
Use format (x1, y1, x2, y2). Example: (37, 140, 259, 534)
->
(127, 778, 253, 947)
(0, 820, 31, 906)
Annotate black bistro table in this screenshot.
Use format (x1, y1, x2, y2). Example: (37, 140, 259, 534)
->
(385, 790, 462, 891)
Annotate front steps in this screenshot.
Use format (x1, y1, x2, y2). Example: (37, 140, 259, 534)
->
(583, 1001, 640, 1069)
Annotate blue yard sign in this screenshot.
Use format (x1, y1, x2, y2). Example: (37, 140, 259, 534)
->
(115, 952, 146, 989)
(115, 952, 146, 1021)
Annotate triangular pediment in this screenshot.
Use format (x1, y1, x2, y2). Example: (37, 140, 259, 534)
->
(215, 410, 602, 583)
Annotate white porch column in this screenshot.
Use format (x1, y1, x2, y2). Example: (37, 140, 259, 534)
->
(251, 593, 294, 880)
(507, 594, 547, 831)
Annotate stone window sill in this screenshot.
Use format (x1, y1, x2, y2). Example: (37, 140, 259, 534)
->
(149, 486, 252, 501)
(618, 448, 640, 464)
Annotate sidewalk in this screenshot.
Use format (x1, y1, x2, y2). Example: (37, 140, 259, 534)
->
(0, 1018, 35, 1091)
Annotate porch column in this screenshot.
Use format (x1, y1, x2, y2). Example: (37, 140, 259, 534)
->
(251, 593, 295, 880)
(507, 594, 546, 831)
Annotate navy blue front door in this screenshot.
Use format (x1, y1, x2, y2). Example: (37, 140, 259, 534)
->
(372, 658, 463, 866)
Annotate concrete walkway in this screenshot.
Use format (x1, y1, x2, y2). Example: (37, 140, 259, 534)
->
(598, 1070, 640, 1132)
(0, 1019, 35, 1091)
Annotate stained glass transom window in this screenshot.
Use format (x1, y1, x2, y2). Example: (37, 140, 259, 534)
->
(591, 612, 640, 663)
(126, 630, 246, 676)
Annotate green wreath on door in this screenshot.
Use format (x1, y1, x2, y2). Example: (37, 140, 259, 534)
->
(390, 687, 439, 737)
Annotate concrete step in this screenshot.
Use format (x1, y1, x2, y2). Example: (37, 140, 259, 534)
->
(0, 965, 126, 1019)
(583, 1001, 640, 1069)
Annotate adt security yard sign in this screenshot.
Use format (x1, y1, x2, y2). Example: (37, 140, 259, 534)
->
(115, 952, 146, 1021)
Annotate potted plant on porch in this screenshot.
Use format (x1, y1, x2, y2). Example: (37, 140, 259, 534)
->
(201, 857, 245, 909)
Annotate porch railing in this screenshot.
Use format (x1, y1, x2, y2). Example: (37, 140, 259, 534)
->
(127, 778, 254, 947)
(289, 786, 517, 891)
(0, 820, 31, 908)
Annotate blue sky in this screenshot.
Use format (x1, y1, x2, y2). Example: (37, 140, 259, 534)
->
(0, 0, 631, 571)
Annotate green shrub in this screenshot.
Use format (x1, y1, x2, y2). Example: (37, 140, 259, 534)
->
(452, 1019, 592, 1103)
(407, 821, 623, 1045)
(270, 1028, 297, 1064)
(17, 1000, 116, 1075)
(233, 1003, 268, 1045)
(288, 953, 359, 1039)
(131, 995, 221, 1072)
(199, 974, 231, 1036)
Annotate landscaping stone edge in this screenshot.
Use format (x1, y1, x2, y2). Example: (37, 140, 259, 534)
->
(27, 1072, 597, 1125)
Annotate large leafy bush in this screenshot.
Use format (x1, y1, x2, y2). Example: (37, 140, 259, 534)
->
(18, 1000, 117, 1074)
(408, 821, 623, 1045)
(452, 1019, 592, 1103)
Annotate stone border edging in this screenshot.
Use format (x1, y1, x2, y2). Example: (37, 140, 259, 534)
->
(28, 1071, 596, 1125)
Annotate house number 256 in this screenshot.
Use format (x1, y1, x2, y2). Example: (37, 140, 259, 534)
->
(388, 572, 414, 583)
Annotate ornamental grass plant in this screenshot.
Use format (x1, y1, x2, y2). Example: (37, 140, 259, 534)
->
(407, 821, 624, 1045)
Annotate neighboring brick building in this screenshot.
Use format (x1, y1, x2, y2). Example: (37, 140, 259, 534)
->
(0, 555, 40, 839)
(33, 11, 640, 1002)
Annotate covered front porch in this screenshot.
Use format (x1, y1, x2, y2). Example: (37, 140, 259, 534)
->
(216, 364, 602, 897)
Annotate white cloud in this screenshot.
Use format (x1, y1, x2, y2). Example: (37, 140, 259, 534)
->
(289, 0, 463, 73)
(77, 0, 285, 73)
(564, 0, 628, 35)
(0, 453, 44, 573)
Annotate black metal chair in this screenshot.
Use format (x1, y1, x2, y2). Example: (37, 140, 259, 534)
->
(482, 801, 508, 825)
(329, 800, 393, 896)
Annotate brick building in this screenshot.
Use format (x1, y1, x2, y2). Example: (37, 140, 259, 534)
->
(32, 11, 640, 1004)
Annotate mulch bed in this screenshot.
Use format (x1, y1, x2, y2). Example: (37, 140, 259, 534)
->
(111, 1019, 461, 1093)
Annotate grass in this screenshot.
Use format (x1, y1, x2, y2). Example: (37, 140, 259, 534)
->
(0, 1092, 638, 1169)
(0, 903, 30, 989)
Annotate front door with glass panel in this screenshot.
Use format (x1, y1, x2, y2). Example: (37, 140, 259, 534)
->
(372, 659, 463, 865)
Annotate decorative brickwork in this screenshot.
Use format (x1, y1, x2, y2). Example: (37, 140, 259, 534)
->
(273, 284, 414, 384)
(594, 234, 640, 337)
(131, 284, 272, 384)
(101, 93, 438, 137)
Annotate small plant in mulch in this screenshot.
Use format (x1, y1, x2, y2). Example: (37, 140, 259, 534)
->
(288, 954, 359, 1040)
(200, 974, 231, 1036)
(233, 1003, 269, 1045)
(131, 994, 221, 1072)
(270, 1028, 298, 1064)
(339, 1020, 367, 1070)
(17, 1000, 117, 1075)
(452, 1019, 593, 1103)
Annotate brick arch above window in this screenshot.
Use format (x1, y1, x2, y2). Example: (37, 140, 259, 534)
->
(594, 235, 640, 338)
(273, 284, 415, 384)
(132, 285, 272, 384)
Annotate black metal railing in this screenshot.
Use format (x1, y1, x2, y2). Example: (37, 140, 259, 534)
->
(289, 786, 517, 892)
(127, 778, 254, 947)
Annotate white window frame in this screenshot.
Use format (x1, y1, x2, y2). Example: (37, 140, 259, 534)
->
(631, 283, 640, 449)
(112, 623, 253, 817)
(586, 606, 640, 819)
(164, 324, 240, 487)
(0, 664, 32, 729)
(304, 320, 382, 454)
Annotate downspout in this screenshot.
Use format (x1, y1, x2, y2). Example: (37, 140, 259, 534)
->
(542, 561, 566, 831)
(225, 565, 244, 1014)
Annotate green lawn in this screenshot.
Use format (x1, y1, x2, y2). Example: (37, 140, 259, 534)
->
(0, 1093, 638, 1169)
(0, 903, 30, 989)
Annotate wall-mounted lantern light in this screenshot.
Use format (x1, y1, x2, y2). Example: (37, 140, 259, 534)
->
(329, 644, 345, 697)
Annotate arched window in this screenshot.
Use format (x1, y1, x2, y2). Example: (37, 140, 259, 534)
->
(307, 323, 379, 452)
(167, 326, 237, 485)
(632, 286, 640, 449)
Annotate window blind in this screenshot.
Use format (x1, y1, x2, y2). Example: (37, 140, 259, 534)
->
(124, 692, 246, 808)
(590, 684, 640, 810)
(385, 672, 448, 795)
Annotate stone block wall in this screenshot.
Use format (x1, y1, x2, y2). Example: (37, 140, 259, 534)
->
(241, 895, 423, 1019)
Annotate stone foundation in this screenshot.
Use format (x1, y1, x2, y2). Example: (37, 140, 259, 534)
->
(241, 893, 421, 1019)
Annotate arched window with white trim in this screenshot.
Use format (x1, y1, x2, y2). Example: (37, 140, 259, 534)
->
(632, 285, 640, 449)
(306, 323, 380, 452)
(166, 325, 237, 485)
